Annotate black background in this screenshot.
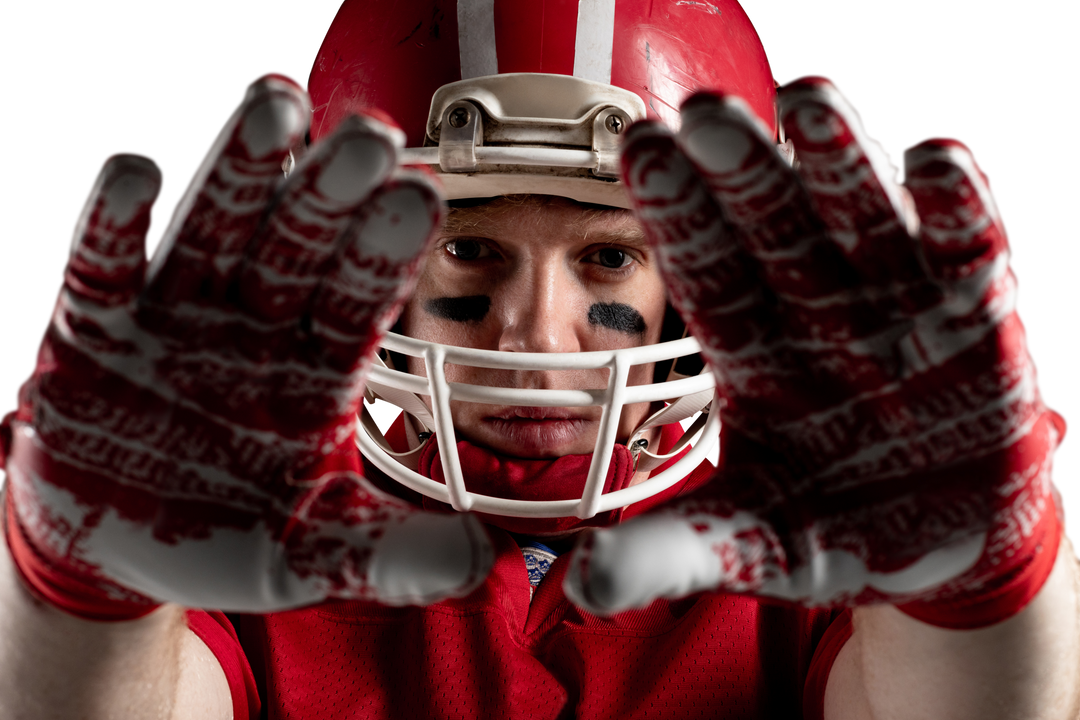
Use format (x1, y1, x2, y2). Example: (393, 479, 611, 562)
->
(4, 2, 1075, 500)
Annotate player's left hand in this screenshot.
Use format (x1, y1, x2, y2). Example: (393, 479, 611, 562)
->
(565, 77, 1064, 615)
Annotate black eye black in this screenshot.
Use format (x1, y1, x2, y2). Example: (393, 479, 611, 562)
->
(596, 248, 627, 269)
(447, 239, 483, 261)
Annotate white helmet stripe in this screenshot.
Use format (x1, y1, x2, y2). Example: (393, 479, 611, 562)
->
(573, 0, 617, 84)
(457, 0, 498, 79)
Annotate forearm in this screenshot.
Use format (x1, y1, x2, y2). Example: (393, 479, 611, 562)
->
(0, 519, 218, 720)
(827, 537, 1080, 720)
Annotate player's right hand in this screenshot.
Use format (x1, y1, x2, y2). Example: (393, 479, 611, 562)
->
(0, 76, 492, 616)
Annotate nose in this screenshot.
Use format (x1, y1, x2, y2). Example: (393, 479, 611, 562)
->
(496, 258, 583, 354)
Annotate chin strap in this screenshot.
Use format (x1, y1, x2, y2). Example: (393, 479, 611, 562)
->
(627, 380, 714, 474)
(361, 354, 436, 464)
(630, 327, 717, 473)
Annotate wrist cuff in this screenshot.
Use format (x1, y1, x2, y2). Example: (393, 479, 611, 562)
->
(895, 488, 1062, 630)
(4, 490, 160, 621)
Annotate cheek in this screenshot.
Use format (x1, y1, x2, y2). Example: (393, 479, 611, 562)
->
(615, 270, 669, 347)
(401, 248, 514, 345)
(399, 263, 486, 345)
(398, 297, 424, 340)
(399, 290, 497, 382)
(644, 277, 670, 344)
(623, 273, 669, 386)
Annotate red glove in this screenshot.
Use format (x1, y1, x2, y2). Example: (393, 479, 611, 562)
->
(565, 78, 1063, 625)
(1, 75, 491, 619)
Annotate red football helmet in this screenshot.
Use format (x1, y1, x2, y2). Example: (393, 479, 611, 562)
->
(307, 0, 776, 522)
(309, 0, 777, 208)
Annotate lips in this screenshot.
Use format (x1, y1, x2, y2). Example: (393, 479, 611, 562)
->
(490, 407, 585, 421)
(482, 407, 594, 456)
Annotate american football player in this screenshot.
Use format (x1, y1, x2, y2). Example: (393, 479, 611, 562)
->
(1, 1, 1077, 718)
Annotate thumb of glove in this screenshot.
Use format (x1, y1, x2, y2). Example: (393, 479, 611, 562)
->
(564, 515, 723, 616)
(367, 512, 493, 606)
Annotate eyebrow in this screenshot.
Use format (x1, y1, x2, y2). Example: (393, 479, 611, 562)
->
(579, 225, 648, 248)
(441, 210, 647, 247)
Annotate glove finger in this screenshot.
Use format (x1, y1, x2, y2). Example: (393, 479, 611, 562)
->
(236, 113, 401, 326)
(781, 72, 941, 341)
(779, 78, 931, 311)
(563, 474, 993, 615)
(24, 153, 164, 462)
(620, 120, 776, 391)
(285, 473, 493, 606)
(898, 138, 1021, 379)
(143, 75, 309, 306)
(668, 95, 903, 419)
(18, 466, 492, 612)
(677, 92, 853, 302)
(365, 512, 493, 605)
(563, 514, 729, 616)
(66, 154, 160, 306)
(677, 91, 903, 350)
(309, 170, 443, 374)
(903, 139, 1009, 285)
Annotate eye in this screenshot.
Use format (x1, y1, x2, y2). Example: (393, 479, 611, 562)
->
(444, 238, 490, 261)
(589, 247, 633, 269)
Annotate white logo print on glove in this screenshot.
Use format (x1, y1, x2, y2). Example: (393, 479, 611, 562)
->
(2, 76, 492, 615)
(566, 78, 1062, 616)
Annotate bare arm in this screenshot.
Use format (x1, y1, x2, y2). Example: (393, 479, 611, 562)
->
(827, 538, 1080, 720)
(0, 527, 232, 720)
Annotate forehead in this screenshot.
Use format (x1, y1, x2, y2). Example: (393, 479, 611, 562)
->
(441, 195, 645, 245)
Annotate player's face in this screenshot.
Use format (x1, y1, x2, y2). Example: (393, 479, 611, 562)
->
(399, 196, 668, 459)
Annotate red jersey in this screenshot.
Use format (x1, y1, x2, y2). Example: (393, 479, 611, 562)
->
(190, 527, 851, 720)
(187, 425, 852, 719)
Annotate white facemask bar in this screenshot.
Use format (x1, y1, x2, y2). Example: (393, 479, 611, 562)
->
(356, 332, 721, 519)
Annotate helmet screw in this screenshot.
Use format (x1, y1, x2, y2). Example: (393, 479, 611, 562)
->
(632, 438, 649, 451)
(605, 114, 625, 134)
(448, 107, 471, 129)
(417, 431, 433, 442)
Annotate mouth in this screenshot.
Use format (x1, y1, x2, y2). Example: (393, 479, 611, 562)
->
(481, 407, 594, 456)
(490, 407, 584, 421)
